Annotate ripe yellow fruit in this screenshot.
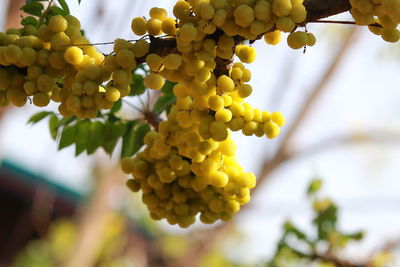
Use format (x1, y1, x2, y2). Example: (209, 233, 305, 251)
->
(146, 18, 162, 36)
(116, 49, 137, 70)
(144, 73, 165, 90)
(233, 5, 255, 27)
(105, 87, 121, 102)
(264, 30, 282, 45)
(161, 17, 177, 35)
(217, 75, 235, 92)
(272, 0, 292, 17)
(254, 1, 272, 22)
(150, 7, 168, 20)
(146, 53, 164, 72)
(132, 40, 150, 57)
(275, 17, 296, 32)
(131, 17, 147, 36)
(64, 46, 84, 65)
(48, 15, 68, 33)
(235, 45, 256, 63)
(164, 53, 182, 70)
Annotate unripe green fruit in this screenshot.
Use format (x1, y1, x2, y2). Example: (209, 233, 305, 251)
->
(5, 45, 22, 63)
(33, 92, 50, 107)
(287, 31, 308, 49)
(66, 95, 82, 111)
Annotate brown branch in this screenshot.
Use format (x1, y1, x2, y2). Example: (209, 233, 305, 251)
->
(304, 0, 351, 22)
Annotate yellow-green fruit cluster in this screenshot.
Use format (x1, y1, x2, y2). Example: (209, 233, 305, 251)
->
(0, 14, 117, 117)
(125, 6, 286, 226)
(287, 31, 316, 49)
(350, 0, 400, 42)
(122, 129, 255, 227)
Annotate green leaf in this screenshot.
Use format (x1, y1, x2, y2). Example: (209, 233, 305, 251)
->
(21, 16, 39, 27)
(48, 115, 59, 141)
(120, 122, 138, 158)
(27, 111, 51, 124)
(161, 80, 175, 95)
(87, 121, 105, 155)
(58, 124, 78, 150)
(20, 2, 44, 17)
(130, 74, 146, 96)
(110, 99, 122, 114)
(131, 124, 151, 155)
(75, 120, 91, 156)
(307, 178, 322, 196)
(57, 0, 70, 14)
(152, 93, 176, 115)
(102, 121, 120, 155)
(49, 5, 68, 16)
(58, 116, 77, 127)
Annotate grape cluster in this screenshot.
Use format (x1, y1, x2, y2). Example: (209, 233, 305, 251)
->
(350, 0, 400, 42)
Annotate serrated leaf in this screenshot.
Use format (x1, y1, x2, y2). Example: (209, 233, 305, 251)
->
(57, 0, 70, 14)
(75, 120, 91, 156)
(130, 74, 146, 96)
(27, 111, 51, 124)
(131, 124, 151, 155)
(152, 94, 176, 115)
(110, 99, 122, 114)
(58, 124, 78, 150)
(20, 2, 44, 17)
(21, 16, 39, 27)
(49, 115, 59, 140)
(87, 121, 105, 155)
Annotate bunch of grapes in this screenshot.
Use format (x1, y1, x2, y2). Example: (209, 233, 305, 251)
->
(350, 0, 400, 42)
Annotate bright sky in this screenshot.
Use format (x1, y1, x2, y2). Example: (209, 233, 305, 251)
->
(0, 0, 400, 264)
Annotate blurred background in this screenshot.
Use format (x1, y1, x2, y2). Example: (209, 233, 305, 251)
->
(0, 0, 400, 266)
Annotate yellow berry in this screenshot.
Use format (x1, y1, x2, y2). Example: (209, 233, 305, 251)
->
(64, 46, 84, 65)
(144, 73, 165, 90)
(264, 30, 282, 45)
(48, 15, 68, 33)
(131, 17, 147, 36)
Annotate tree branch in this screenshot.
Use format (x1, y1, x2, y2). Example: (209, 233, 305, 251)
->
(304, 0, 352, 22)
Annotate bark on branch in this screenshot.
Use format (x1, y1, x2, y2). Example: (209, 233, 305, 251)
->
(304, 0, 352, 22)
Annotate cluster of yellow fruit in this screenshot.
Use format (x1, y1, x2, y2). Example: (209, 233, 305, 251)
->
(121, 2, 294, 227)
(350, 0, 400, 42)
(0, 14, 122, 118)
